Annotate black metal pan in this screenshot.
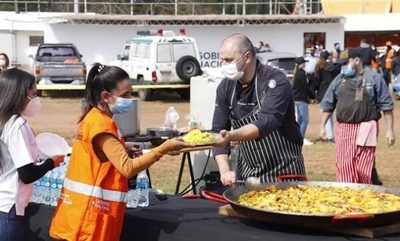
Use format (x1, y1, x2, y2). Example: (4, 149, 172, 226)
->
(223, 181, 400, 228)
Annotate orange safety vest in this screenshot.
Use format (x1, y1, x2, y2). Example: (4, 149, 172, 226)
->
(49, 108, 128, 241)
(385, 49, 396, 70)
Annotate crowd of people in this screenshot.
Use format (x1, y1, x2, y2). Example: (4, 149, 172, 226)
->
(291, 41, 396, 185)
(0, 34, 398, 241)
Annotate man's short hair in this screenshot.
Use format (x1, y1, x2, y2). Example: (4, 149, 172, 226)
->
(223, 33, 256, 57)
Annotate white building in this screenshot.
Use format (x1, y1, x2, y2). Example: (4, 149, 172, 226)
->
(0, 12, 345, 72)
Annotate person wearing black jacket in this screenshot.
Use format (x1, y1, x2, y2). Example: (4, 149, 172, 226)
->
(313, 51, 341, 142)
(292, 57, 314, 145)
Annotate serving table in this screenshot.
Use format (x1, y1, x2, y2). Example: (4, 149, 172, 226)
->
(24, 193, 400, 241)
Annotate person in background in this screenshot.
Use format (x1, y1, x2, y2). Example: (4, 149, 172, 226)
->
(334, 42, 341, 56)
(304, 48, 319, 84)
(292, 56, 314, 145)
(383, 41, 396, 85)
(0, 69, 65, 241)
(392, 49, 400, 80)
(263, 43, 272, 52)
(49, 63, 192, 241)
(370, 45, 382, 73)
(359, 39, 375, 68)
(331, 50, 338, 63)
(0, 53, 10, 73)
(320, 48, 395, 184)
(313, 50, 341, 143)
(212, 33, 306, 186)
(254, 41, 264, 53)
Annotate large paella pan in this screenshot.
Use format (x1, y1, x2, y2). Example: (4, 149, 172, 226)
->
(223, 181, 400, 228)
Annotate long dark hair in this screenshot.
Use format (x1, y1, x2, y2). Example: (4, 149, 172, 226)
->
(0, 68, 36, 171)
(315, 58, 326, 75)
(79, 63, 129, 122)
(0, 53, 10, 71)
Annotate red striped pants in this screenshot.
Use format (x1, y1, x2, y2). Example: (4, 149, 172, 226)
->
(335, 122, 377, 184)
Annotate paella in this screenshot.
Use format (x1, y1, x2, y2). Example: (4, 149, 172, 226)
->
(237, 184, 400, 215)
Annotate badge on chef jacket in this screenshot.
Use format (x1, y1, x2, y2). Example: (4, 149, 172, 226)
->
(268, 79, 277, 88)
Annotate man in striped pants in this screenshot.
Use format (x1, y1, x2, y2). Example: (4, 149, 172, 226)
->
(320, 48, 395, 184)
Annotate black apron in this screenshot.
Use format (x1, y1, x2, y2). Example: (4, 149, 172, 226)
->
(229, 76, 306, 183)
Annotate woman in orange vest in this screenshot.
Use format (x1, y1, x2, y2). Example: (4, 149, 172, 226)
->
(49, 63, 192, 241)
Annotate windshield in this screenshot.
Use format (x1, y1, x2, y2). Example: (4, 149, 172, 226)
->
(38, 47, 76, 57)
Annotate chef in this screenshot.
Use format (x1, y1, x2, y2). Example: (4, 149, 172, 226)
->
(212, 33, 306, 185)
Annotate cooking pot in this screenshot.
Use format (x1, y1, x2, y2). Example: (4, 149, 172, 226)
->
(223, 181, 400, 228)
(113, 98, 140, 137)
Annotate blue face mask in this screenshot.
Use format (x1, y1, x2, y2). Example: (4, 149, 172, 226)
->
(342, 64, 355, 77)
(109, 96, 133, 114)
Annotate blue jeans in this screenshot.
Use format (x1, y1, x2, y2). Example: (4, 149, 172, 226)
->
(320, 108, 334, 140)
(295, 101, 309, 138)
(0, 205, 24, 241)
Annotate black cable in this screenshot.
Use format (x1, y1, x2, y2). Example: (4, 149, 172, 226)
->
(178, 178, 203, 196)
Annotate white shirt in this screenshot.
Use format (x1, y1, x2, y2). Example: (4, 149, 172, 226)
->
(304, 56, 318, 74)
(0, 115, 38, 216)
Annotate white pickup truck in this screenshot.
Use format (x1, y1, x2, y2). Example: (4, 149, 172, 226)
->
(31, 43, 86, 84)
(110, 29, 202, 100)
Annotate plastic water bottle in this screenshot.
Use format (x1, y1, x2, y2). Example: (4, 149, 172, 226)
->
(126, 189, 138, 208)
(36, 176, 45, 204)
(30, 179, 41, 203)
(43, 172, 51, 205)
(136, 170, 149, 207)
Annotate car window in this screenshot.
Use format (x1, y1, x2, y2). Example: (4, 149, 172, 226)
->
(268, 58, 296, 71)
(157, 44, 172, 63)
(136, 43, 148, 58)
(172, 43, 195, 61)
(38, 47, 76, 57)
(122, 45, 130, 60)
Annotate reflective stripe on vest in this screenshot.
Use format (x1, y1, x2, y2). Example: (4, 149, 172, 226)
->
(63, 177, 127, 203)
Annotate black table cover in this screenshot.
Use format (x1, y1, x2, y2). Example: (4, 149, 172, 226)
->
(24, 195, 400, 241)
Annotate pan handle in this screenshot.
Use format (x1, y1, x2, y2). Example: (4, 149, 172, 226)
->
(277, 175, 308, 183)
(332, 214, 375, 223)
(201, 190, 228, 204)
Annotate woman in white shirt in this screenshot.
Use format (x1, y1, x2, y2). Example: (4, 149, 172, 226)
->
(0, 68, 64, 241)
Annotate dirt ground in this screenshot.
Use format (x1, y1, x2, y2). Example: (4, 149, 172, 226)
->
(27, 90, 400, 193)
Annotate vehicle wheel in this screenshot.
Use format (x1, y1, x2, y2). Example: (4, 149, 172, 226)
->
(176, 56, 202, 83)
(178, 89, 190, 100)
(138, 77, 151, 101)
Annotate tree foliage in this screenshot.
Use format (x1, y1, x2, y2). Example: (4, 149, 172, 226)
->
(0, 0, 318, 15)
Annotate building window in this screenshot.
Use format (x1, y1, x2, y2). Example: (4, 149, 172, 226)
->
(29, 36, 44, 47)
(304, 32, 326, 55)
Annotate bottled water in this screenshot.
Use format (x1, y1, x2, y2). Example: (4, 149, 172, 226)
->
(136, 170, 149, 207)
(126, 189, 138, 208)
(50, 171, 58, 206)
(30, 178, 41, 203)
(43, 172, 51, 205)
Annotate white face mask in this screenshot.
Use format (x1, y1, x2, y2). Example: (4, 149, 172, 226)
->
(221, 56, 247, 81)
(22, 97, 41, 117)
(0, 59, 6, 67)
